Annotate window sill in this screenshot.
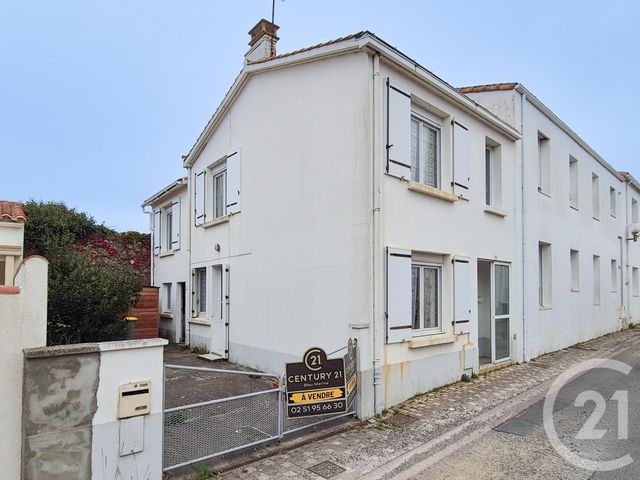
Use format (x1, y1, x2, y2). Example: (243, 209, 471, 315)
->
(409, 333, 456, 349)
(189, 317, 210, 326)
(159, 251, 174, 258)
(571, 289, 580, 293)
(203, 215, 230, 229)
(539, 306, 552, 311)
(160, 313, 173, 319)
(593, 217, 600, 222)
(538, 188, 551, 199)
(484, 206, 508, 217)
(570, 204, 579, 212)
(407, 181, 458, 202)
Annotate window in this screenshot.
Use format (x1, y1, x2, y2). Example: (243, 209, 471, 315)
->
(213, 170, 227, 219)
(194, 267, 207, 316)
(163, 283, 172, 312)
(592, 173, 600, 219)
(633, 267, 639, 297)
(611, 259, 618, 293)
(539, 242, 552, 307)
(538, 132, 550, 194)
(411, 116, 440, 188)
(593, 255, 600, 305)
(0, 256, 5, 285)
(570, 249, 580, 292)
(632, 198, 639, 224)
(485, 140, 502, 207)
(165, 209, 173, 251)
(411, 263, 441, 332)
(569, 156, 579, 209)
(610, 187, 617, 217)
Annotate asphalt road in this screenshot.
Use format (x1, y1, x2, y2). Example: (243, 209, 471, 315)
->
(412, 347, 640, 480)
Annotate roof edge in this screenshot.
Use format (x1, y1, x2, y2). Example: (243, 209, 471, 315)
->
(141, 177, 187, 208)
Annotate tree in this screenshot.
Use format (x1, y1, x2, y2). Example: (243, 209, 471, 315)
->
(22, 200, 143, 345)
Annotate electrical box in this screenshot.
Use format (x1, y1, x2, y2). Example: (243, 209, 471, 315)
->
(118, 380, 151, 419)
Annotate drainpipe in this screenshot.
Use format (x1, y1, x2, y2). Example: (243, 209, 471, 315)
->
(141, 205, 153, 285)
(520, 90, 527, 362)
(624, 177, 631, 317)
(371, 52, 384, 415)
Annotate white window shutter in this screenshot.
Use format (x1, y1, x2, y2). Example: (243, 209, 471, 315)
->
(453, 120, 470, 196)
(194, 171, 206, 226)
(152, 210, 161, 255)
(226, 149, 241, 214)
(171, 198, 180, 250)
(386, 247, 412, 343)
(386, 79, 412, 178)
(453, 257, 472, 334)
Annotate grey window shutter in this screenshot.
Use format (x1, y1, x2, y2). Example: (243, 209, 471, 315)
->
(453, 257, 472, 333)
(453, 120, 470, 196)
(386, 78, 412, 178)
(171, 198, 180, 250)
(386, 247, 413, 343)
(226, 150, 241, 214)
(152, 210, 161, 255)
(194, 171, 206, 226)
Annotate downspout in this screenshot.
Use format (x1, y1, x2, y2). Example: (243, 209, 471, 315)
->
(624, 177, 631, 317)
(141, 205, 153, 285)
(520, 90, 527, 362)
(372, 52, 384, 415)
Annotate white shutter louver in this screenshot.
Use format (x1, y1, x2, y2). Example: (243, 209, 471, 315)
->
(226, 149, 241, 214)
(453, 257, 472, 334)
(453, 120, 470, 197)
(386, 78, 412, 178)
(194, 171, 206, 226)
(152, 210, 161, 255)
(386, 247, 412, 343)
(171, 198, 180, 250)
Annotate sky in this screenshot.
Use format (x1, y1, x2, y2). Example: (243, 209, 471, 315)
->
(1, 1, 638, 232)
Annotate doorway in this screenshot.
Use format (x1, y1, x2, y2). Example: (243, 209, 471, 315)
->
(477, 260, 510, 365)
(211, 265, 229, 358)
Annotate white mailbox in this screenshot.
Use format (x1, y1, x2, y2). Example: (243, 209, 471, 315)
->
(118, 380, 151, 419)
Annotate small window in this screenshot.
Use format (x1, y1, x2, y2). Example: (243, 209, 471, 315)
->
(165, 210, 173, 251)
(538, 133, 550, 195)
(194, 267, 207, 316)
(213, 170, 227, 219)
(593, 255, 600, 305)
(569, 156, 579, 209)
(611, 259, 618, 293)
(411, 116, 441, 188)
(411, 263, 441, 333)
(570, 249, 580, 292)
(610, 187, 617, 218)
(163, 283, 172, 312)
(632, 198, 639, 224)
(592, 173, 600, 219)
(633, 267, 640, 297)
(485, 140, 502, 207)
(0, 256, 5, 285)
(539, 242, 552, 307)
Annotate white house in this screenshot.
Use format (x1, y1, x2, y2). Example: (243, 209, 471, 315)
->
(142, 178, 189, 343)
(0, 200, 26, 286)
(143, 20, 640, 418)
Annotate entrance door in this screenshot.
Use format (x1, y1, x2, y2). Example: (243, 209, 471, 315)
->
(492, 263, 510, 362)
(211, 265, 229, 358)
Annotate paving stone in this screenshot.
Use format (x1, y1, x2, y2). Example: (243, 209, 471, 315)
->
(307, 461, 346, 478)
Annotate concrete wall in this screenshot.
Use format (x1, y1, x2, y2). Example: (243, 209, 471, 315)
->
(22, 338, 167, 480)
(0, 256, 47, 480)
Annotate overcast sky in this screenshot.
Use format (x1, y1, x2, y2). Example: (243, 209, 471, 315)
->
(2, 1, 638, 232)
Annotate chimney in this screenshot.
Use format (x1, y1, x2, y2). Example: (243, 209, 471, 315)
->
(245, 19, 279, 63)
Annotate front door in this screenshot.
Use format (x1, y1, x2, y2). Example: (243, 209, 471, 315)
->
(211, 265, 229, 358)
(491, 263, 510, 362)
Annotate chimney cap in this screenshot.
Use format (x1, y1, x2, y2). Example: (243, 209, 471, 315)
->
(248, 18, 280, 47)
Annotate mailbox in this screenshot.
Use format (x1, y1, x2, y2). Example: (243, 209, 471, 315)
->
(118, 380, 151, 419)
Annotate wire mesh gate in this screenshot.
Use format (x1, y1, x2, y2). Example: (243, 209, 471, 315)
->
(163, 358, 356, 472)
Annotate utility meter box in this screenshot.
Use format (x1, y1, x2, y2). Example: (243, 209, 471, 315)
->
(118, 380, 151, 419)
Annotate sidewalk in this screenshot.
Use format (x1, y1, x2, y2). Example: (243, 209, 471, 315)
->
(191, 328, 640, 479)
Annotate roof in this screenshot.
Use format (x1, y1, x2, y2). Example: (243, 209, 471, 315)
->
(458, 83, 517, 94)
(183, 31, 521, 167)
(0, 200, 26, 222)
(620, 171, 640, 193)
(141, 177, 188, 207)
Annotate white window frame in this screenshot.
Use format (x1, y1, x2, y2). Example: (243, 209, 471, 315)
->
(410, 114, 441, 189)
(539, 242, 552, 308)
(632, 198, 639, 224)
(163, 283, 172, 313)
(611, 259, 618, 293)
(570, 249, 580, 292)
(212, 168, 227, 220)
(165, 209, 173, 251)
(569, 156, 579, 209)
(411, 262, 442, 335)
(592, 173, 600, 220)
(538, 132, 551, 195)
(194, 267, 207, 317)
(610, 187, 617, 218)
(593, 255, 601, 306)
(633, 267, 640, 297)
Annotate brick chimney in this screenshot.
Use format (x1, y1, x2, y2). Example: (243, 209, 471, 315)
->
(245, 19, 279, 63)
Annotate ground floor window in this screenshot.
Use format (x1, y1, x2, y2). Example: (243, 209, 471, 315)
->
(194, 267, 207, 316)
(411, 263, 441, 333)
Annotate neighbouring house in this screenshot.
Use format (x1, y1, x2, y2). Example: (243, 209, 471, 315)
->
(0, 200, 26, 286)
(143, 20, 640, 418)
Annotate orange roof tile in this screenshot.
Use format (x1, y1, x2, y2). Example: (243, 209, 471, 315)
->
(458, 83, 518, 94)
(0, 200, 26, 222)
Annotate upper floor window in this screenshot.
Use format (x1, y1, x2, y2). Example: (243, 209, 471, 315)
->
(165, 208, 173, 250)
(213, 169, 227, 219)
(592, 173, 600, 219)
(485, 139, 502, 208)
(411, 116, 440, 188)
(610, 187, 617, 218)
(538, 132, 551, 195)
(633, 198, 639, 224)
(569, 156, 579, 209)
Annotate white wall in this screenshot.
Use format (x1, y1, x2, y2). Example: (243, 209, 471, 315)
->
(0, 256, 47, 480)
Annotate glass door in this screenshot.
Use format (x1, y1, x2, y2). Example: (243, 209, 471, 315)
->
(492, 263, 510, 362)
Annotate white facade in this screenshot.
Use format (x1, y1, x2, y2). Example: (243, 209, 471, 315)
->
(144, 26, 640, 418)
(142, 178, 189, 343)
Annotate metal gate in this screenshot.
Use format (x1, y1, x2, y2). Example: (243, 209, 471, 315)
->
(163, 347, 356, 472)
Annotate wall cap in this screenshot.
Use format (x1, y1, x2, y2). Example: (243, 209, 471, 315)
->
(24, 338, 168, 358)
